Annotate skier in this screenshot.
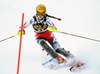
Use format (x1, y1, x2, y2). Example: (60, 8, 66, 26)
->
(18, 4, 74, 64)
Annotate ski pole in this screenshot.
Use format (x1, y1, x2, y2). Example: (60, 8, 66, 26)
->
(0, 34, 17, 42)
(0, 27, 25, 42)
(48, 27, 100, 42)
(42, 58, 53, 65)
(0, 31, 24, 42)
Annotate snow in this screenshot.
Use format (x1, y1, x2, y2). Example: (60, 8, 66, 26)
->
(0, 0, 100, 74)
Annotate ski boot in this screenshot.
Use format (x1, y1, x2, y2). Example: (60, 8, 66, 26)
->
(56, 55, 66, 64)
(56, 48, 76, 65)
(56, 48, 75, 59)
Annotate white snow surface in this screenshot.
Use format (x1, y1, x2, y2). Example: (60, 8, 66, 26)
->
(0, 0, 100, 74)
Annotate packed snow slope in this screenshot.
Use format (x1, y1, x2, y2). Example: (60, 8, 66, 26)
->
(0, 0, 100, 74)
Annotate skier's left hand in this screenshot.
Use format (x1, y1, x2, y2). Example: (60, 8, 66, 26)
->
(17, 29, 25, 36)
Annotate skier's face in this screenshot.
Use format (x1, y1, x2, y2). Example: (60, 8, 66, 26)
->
(36, 13, 45, 20)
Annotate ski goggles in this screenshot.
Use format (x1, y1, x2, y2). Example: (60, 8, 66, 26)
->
(36, 12, 45, 16)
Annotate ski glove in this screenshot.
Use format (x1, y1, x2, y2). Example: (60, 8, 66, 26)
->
(47, 27, 59, 32)
(17, 29, 25, 36)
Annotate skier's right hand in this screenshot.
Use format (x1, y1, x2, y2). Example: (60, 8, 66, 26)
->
(17, 29, 25, 36)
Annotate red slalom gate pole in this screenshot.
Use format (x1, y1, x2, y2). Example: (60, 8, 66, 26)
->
(16, 13, 24, 74)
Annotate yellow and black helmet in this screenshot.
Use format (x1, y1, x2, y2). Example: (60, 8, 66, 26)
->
(36, 4, 46, 14)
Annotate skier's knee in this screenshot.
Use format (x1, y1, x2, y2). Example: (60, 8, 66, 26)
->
(37, 39, 46, 45)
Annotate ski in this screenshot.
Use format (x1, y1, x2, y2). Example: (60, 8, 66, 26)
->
(69, 61, 85, 72)
(48, 62, 68, 70)
(42, 57, 86, 71)
(42, 58, 53, 65)
(42, 57, 76, 70)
